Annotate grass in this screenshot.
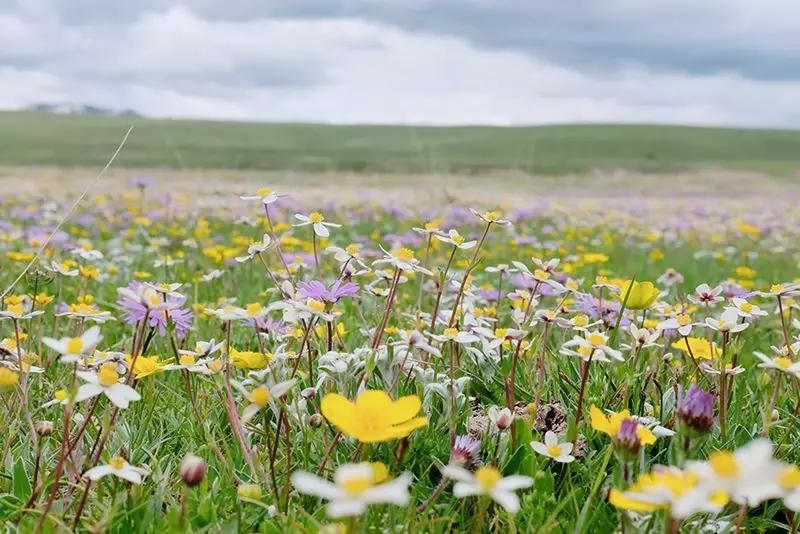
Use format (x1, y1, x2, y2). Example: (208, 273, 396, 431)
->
(3, 110, 800, 175)
(1, 186, 800, 532)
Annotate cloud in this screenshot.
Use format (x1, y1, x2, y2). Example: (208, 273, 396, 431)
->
(1, 2, 799, 127)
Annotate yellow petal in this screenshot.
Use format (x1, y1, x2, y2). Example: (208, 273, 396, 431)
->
(321, 393, 355, 428)
(609, 489, 662, 513)
(389, 395, 422, 424)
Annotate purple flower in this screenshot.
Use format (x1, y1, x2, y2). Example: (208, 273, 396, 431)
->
(613, 419, 642, 455)
(117, 282, 193, 338)
(677, 384, 715, 434)
(297, 280, 360, 303)
(450, 435, 482, 467)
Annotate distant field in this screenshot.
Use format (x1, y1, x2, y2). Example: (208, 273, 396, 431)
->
(2, 111, 800, 175)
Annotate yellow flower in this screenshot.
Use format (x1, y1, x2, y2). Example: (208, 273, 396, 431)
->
(671, 337, 718, 360)
(125, 355, 171, 379)
(321, 390, 428, 443)
(0, 367, 20, 388)
(618, 280, 660, 310)
(230, 348, 272, 369)
(590, 405, 631, 436)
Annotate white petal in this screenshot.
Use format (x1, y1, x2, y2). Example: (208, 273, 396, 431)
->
(531, 442, 550, 457)
(75, 383, 103, 403)
(497, 475, 533, 491)
(291, 471, 341, 500)
(116, 467, 143, 484)
(326, 499, 367, 518)
(491, 490, 520, 513)
(453, 481, 483, 497)
(441, 465, 473, 482)
(314, 223, 330, 237)
(84, 465, 114, 481)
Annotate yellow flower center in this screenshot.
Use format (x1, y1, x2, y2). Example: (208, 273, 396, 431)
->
(534, 269, 550, 280)
(677, 314, 692, 326)
(309, 212, 325, 223)
(578, 346, 594, 357)
(547, 444, 562, 457)
(572, 314, 589, 327)
(494, 328, 508, 339)
(452, 234, 465, 245)
(709, 451, 739, 478)
(345, 244, 360, 256)
(97, 363, 119, 387)
(307, 299, 326, 314)
(208, 359, 223, 373)
(475, 466, 502, 490)
(179, 355, 196, 366)
(739, 302, 753, 312)
(245, 302, 262, 316)
(394, 248, 415, 262)
(341, 475, 374, 496)
(424, 222, 438, 231)
(256, 187, 272, 196)
(108, 456, 126, 470)
(486, 211, 501, 222)
(775, 357, 792, 370)
(772, 284, 785, 295)
(66, 337, 84, 354)
(251, 387, 271, 407)
(780, 466, 800, 488)
(371, 462, 389, 483)
(8, 303, 24, 316)
(443, 327, 459, 338)
(54, 389, 68, 401)
(587, 333, 606, 347)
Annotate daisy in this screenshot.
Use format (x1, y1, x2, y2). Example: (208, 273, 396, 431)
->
(560, 331, 624, 362)
(42, 326, 103, 363)
(754, 352, 800, 377)
(235, 234, 273, 263)
(468, 208, 512, 227)
(240, 187, 284, 205)
(294, 212, 341, 237)
(234, 379, 296, 424)
(372, 246, 432, 275)
(291, 462, 411, 517)
(429, 327, 480, 345)
(441, 464, 532, 513)
(531, 431, 575, 463)
(75, 362, 141, 409)
(434, 229, 477, 250)
(705, 308, 748, 333)
(84, 456, 149, 484)
(726, 297, 767, 319)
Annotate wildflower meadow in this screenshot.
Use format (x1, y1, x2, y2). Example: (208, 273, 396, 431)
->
(3, 176, 800, 533)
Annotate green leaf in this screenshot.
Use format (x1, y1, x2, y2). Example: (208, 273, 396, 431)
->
(12, 459, 31, 501)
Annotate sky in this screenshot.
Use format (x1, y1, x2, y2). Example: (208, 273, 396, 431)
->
(2, 0, 800, 127)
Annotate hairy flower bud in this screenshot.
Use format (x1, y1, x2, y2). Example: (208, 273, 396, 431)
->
(180, 453, 207, 487)
(677, 384, 715, 434)
(35, 421, 54, 437)
(613, 419, 643, 455)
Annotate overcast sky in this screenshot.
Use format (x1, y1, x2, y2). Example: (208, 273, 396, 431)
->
(2, 0, 800, 127)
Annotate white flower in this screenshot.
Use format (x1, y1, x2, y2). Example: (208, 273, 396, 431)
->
(392, 329, 441, 358)
(429, 327, 480, 345)
(531, 431, 575, 463)
(469, 208, 512, 227)
(434, 229, 477, 250)
(234, 379, 296, 424)
(705, 308, 748, 333)
(0, 305, 44, 321)
(560, 331, 624, 362)
(687, 283, 724, 306)
(201, 269, 225, 282)
(685, 439, 785, 509)
(532, 309, 572, 329)
(84, 456, 149, 484)
(212, 305, 249, 322)
(657, 313, 697, 337)
(291, 463, 411, 517)
(754, 352, 800, 377)
(117, 285, 174, 311)
(473, 327, 526, 350)
(240, 187, 284, 205)
(75, 362, 141, 409)
(726, 297, 767, 319)
(626, 324, 661, 348)
(48, 261, 79, 277)
(754, 283, 800, 298)
(372, 246, 432, 275)
(485, 263, 518, 275)
(42, 326, 103, 363)
(326, 244, 370, 274)
(442, 465, 532, 513)
(235, 234, 273, 263)
(294, 212, 341, 237)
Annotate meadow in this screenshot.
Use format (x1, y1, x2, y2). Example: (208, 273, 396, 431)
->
(0, 177, 799, 533)
(4, 111, 800, 175)
(2, 121, 800, 533)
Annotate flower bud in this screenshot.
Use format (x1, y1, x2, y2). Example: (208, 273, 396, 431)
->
(613, 419, 642, 455)
(308, 413, 324, 427)
(180, 453, 207, 487)
(301, 387, 316, 399)
(677, 384, 715, 434)
(35, 421, 54, 437)
(772, 409, 780, 422)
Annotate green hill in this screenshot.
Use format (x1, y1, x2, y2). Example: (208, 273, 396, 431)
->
(2, 110, 799, 175)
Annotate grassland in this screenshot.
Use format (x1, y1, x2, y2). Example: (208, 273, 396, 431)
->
(2, 111, 800, 175)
